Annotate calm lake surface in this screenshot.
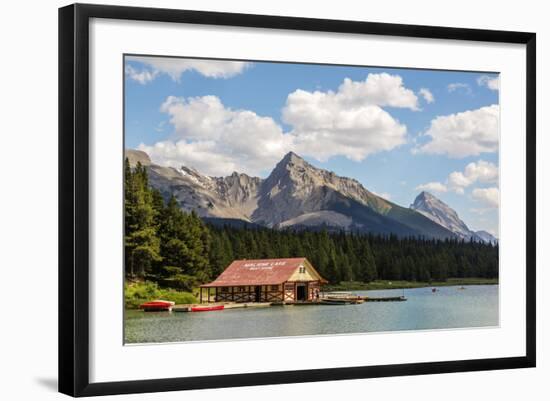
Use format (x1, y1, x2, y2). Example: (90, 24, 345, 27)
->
(124, 285, 499, 344)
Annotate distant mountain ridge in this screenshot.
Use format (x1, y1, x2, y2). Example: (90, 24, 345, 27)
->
(126, 149, 475, 240)
(410, 191, 497, 244)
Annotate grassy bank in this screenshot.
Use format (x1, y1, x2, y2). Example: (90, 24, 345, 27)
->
(125, 281, 198, 309)
(324, 277, 499, 291)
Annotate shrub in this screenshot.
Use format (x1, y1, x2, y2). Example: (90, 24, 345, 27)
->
(157, 289, 197, 305)
(159, 272, 198, 292)
(124, 281, 198, 309)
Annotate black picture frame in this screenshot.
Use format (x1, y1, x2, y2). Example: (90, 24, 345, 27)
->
(59, 3, 536, 397)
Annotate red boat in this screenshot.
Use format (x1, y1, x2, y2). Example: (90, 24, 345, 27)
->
(139, 300, 175, 312)
(190, 305, 225, 312)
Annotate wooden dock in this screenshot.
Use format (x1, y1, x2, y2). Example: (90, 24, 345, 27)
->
(271, 301, 323, 306)
(362, 296, 407, 302)
(225, 302, 271, 309)
(173, 302, 271, 312)
(170, 296, 405, 312)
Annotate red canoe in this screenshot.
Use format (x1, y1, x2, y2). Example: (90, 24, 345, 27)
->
(190, 305, 225, 312)
(139, 300, 175, 311)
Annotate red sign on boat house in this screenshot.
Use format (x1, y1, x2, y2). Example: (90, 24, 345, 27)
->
(199, 258, 327, 303)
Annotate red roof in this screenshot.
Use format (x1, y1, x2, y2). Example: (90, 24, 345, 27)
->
(201, 258, 318, 287)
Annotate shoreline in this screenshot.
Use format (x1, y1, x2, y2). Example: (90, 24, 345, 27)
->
(323, 278, 498, 292)
(125, 278, 498, 310)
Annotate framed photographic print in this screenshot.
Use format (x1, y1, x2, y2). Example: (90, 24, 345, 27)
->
(58, 3, 536, 397)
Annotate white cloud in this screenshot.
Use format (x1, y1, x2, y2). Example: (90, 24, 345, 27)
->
(140, 96, 292, 176)
(281, 73, 415, 161)
(472, 187, 499, 208)
(125, 64, 158, 84)
(448, 160, 499, 194)
(125, 56, 251, 83)
(447, 82, 472, 94)
(477, 75, 499, 91)
(418, 88, 435, 104)
(416, 105, 499, 158)
(415, 160, 498, 196)
(332, 73, 420, 110)
(142, 74, 417, 175)
(415, 182, 448, 193)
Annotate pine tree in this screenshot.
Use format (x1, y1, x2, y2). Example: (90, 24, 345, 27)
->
(326, 252, 339, 283)
(359, 240, 377, 282)
(153, 197, 211, 288)
(124, 161, 161, 278)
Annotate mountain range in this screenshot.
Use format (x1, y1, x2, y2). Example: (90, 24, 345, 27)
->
(126, 149, 497, 243)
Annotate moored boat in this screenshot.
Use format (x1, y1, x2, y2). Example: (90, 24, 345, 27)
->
(321, 291, 364, 304)
(320, 299, 353, 305)
(191, 305, 225, 312)
(323, 291, 354, 298)
(139, 300, 175, 312)
(363, 295, 407, 302)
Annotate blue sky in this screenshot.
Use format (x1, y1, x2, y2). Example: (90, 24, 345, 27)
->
(125, 56, 500, 235)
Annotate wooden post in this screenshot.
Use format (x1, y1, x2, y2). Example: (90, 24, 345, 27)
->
(200, 287, 203, 304)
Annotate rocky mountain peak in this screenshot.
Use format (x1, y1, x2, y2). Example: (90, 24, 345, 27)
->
(411, 191, 475, 240)
(272, 151, 309, 174)
(223, 171, 262, 188)
(281, 151, 304, 165)
(252, 151, 395, 227)
(125, 149, 152, 167)
(180, 165, 201, 176)
(414, 191, 437, 204)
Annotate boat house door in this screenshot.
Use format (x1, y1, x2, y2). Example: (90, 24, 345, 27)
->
(296, 284, 307, 301)
(254, 286, 261, 302)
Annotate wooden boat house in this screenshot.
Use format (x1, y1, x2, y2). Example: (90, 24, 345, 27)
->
(199, 258, 327, 303)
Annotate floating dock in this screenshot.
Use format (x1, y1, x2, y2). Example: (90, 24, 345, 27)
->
(271, 301, 323, 306)
(169, 296, 406, 312)
(362, 296, 407, 302)
(173, 302, 272, 312)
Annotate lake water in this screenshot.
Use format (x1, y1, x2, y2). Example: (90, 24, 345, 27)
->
(124, 285, 499, 344)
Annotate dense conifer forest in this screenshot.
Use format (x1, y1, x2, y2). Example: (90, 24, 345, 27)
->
(125, 159, 499, 292)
